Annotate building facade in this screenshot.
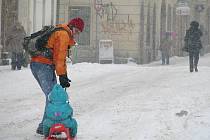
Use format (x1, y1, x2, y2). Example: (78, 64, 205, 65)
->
(0, 0, 57, 65)
(0, 0, 210, 65)
(56, 0, 177, 64)
(1, 0, 57, 45)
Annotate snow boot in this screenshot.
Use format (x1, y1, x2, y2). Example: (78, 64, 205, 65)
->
(195, 67, 198, 72)
(195, 65, 198, 72)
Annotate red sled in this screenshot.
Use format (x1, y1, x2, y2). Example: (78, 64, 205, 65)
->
(45, 123, 76, 140)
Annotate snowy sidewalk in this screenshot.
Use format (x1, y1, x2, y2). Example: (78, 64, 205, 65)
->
(0, 54, 210, 140)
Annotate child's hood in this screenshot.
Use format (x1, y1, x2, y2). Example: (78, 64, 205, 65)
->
(49, 84, 69, 104)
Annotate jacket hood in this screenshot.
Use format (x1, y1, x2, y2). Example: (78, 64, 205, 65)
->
(48, 84, 69, 104)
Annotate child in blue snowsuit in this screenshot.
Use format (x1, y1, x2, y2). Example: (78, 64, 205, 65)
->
(43, 84, 77, 137)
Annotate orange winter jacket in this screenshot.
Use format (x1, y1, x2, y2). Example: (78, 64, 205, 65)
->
(31, 24, 75, 76)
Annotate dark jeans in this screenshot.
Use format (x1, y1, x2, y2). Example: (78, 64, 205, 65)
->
(161, 51, 169, 65)
(189, 51, 199, 71)
(30, 62, 57, 125)
(11, 52, 23, 70)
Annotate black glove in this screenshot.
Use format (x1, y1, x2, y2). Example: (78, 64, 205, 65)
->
(59, 74, 71, 88)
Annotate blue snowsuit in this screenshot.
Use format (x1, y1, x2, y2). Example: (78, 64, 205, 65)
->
(43, 84, 77, 137)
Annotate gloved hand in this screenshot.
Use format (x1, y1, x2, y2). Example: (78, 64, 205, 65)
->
(59, 74, 71, 88)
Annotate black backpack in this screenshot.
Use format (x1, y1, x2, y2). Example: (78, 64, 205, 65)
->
(23, 25, 65, 58)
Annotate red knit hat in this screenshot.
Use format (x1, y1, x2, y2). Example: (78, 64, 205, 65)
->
(68, 17, 84, 32)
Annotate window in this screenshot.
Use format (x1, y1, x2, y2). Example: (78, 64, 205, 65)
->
(69, 6, 90, 46)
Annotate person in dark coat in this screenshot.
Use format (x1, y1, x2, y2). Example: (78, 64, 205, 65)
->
(184, 21, 203, 72)
(6, 22, 26, 70)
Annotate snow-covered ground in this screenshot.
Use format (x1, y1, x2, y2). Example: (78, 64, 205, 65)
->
(0, 54, 210, 140)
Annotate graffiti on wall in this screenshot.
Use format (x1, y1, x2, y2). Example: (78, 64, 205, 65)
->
(101, 17, 135, 33)
(98, 2, 135, 34)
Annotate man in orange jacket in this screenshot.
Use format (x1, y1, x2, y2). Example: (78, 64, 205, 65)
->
(30, 17, 84, 135)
